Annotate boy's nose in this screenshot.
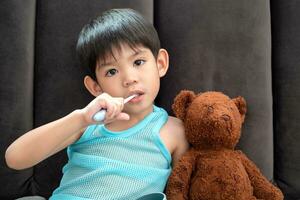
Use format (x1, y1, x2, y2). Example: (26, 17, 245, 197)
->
(122, 68, 139, 87)
(123, 76, 138, 87)
(123, 79, 137, 87)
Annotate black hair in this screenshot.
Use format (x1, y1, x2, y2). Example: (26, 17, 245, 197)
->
(76, 8, 161, 80)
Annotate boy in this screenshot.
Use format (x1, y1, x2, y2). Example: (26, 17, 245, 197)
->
(5, 8, 189, 199)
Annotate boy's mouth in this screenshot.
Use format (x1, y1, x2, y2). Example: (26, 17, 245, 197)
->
(127, 91, 144, 103)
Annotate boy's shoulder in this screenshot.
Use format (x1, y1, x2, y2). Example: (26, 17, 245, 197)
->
(161, 116, 189, 166)
(164, 116, 184, 132)
(160, 116, 186, 145)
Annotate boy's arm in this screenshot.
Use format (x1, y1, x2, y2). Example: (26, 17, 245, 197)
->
(5, 110, 87, 170)
(168, 117, 189, 167)
(5, 93, 129, 170)
(51, 124, 87, 156)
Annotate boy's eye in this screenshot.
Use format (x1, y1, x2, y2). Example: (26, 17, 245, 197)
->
(134, 59, 145, 66)
(105, 69, 118, 77)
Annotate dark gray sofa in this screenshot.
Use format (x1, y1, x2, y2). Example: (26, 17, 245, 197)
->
(0, 0, 299, 199)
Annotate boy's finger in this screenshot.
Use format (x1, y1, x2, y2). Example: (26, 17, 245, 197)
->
(106, 103, 117, 119)
(114, 97, 124, 102)
(110, 98, 124, 117)
(103, 101, 113, 119)
(113, 97, 125, 110)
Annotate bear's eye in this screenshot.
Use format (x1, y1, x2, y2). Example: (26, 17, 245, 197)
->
(221, 114, 230, 121)
(207, 105, 214, 113)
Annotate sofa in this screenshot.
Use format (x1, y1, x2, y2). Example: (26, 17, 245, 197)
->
(0, 0, 299, 199)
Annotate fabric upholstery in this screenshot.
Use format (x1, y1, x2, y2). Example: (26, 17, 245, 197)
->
(155, 0, 273, 179)
(0, 0, 299, 199)
(271, 0, 300, 199)
(0, 0, 36, 198)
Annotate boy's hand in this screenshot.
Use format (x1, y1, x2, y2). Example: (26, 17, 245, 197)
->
(80, 93, 130, 125)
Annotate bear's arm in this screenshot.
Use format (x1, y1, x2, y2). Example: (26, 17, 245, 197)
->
(237, 150, 284, 200)
(165, 149, 197, 200)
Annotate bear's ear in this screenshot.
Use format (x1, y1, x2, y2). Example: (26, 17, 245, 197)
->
(232, 96, 247, 123)
(172, 90, 196, 121)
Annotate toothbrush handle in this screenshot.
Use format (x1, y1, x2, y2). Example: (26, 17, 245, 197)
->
(92, 94, 136, 122)
(93, 109, 107, 122)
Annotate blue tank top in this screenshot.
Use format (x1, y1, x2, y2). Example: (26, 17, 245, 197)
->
(50, 105, 171, 200)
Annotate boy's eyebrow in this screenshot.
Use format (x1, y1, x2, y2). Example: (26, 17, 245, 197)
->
(98, 60, 115, 68)
(98, 49, 147, 67)
(130, 49, 147, 58)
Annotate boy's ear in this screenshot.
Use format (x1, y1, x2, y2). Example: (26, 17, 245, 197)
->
(84, 76, 102, 97)
(156, 49, 169, 77)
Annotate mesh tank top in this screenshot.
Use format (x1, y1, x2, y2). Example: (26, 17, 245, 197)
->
(50, 105, 172, 200)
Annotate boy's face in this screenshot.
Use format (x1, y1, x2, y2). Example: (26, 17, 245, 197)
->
(85, 43, 169, 117)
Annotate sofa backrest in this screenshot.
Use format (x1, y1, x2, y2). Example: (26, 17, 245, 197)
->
(1, 1, 299, 199)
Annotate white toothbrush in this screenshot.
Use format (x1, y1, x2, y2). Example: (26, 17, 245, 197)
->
(92, 94, 138, 122)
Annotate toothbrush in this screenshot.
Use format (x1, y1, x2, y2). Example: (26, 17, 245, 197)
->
(92, 94, 138, 122)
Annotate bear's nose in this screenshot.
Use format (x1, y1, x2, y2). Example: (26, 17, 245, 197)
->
(221, 114, 230, 121)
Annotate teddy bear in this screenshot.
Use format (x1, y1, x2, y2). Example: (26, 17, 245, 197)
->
(165, 90, 283, 200)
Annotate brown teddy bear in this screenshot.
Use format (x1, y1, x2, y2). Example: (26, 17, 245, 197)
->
(165, 90, 283, 200)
